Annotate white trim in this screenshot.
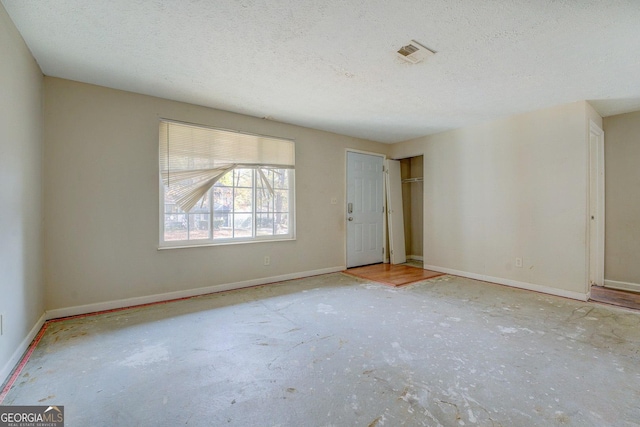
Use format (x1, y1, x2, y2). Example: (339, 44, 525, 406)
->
(158, 236, 296, 250)
(1, 313, 46, 387)
(407, 255, 424, 261)
(604, 279, 640, 293)
(587, 119, 605, 291)
(423, 264, 589, 301)
(45, 266, 344, 320)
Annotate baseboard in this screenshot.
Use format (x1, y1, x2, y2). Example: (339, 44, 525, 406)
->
(423, 264, 589, 302)
(604, 279, 640, 293)
(0, 313, 46, 391)
(407, 255, 424, 261)
(45, 266, 345, 320)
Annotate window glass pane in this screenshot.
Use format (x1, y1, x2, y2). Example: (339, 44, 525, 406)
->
(165, 201, 183, 214)
(235, 168, 252, 187)
(275, 213, 289, 235)
(233, 214, 252, 238)
(189, 214, 210, 239)
(213, 223, 232, 239)
(256, 214, 274, 236)
(164, 185, 186, 214)
(273, 169, 289, 189)
(256, 191, 273, 213)
(213, 187, 234, 213)
(164, 214, 187, 241)
(256, 169, 274, 188)
(274, 189, 289, 212)
(215, 170, 234, 187)
(213, 210, 231, 231)
(234, 188, 253, 212)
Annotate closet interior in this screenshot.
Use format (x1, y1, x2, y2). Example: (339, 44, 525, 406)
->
(400, 155, 424, 262)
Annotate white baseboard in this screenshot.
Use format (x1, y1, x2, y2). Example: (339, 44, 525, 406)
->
(423, 264, 588, 302)
(407, 255, 424, 261)
(45, 266, 345, 320)
(604, 279, 640, 293)
(1, 313, 46, 390)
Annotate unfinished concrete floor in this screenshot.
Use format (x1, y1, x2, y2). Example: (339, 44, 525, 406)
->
(2, 273, 640, 426)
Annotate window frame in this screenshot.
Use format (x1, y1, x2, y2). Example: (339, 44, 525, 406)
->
(158, 120, 296, 249)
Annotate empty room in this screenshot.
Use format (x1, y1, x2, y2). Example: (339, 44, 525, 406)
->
(1, 1, 640, 426)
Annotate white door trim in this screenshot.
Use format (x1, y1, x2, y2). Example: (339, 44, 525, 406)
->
(345, 149, 387, 268)
(385, 159, 407, 264)
(587, 120, 605, 292)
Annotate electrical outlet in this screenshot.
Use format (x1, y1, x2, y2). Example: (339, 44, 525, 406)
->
(264, 256, 270, 266)
(515, 257, 523, 268)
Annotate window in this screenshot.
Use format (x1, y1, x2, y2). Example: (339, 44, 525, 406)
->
(159, 120, 295, 247)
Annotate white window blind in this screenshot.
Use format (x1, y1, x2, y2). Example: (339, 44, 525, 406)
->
(160, 120, 295, 213)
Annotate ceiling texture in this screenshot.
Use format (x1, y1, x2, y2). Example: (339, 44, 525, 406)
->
(3, 0, 640, 143)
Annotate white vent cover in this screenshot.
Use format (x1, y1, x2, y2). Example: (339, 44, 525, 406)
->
(397, 40, 435, 64)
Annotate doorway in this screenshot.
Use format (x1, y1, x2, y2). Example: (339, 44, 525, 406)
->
(399, 155, 424, 264)
(346, 151, 385, 268)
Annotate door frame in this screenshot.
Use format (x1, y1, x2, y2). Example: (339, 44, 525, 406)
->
(587, 120, 605, 295)
(344, 149, 387, 268)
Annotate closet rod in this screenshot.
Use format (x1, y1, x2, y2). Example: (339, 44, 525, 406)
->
(401, 177, 423, 183)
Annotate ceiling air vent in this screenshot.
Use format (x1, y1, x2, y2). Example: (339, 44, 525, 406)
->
(397, 40, 435, 64)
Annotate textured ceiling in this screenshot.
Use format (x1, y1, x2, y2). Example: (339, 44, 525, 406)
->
(3, 0, 640, 143)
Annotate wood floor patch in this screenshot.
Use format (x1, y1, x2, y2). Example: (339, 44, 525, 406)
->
(344, 264, 444, 287)
(590, 286, 640, 311)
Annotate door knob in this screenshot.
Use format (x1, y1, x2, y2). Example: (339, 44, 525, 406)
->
(348, 217, 353, 221)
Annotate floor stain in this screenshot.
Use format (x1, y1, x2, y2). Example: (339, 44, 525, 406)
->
(367, 416, 381, 427)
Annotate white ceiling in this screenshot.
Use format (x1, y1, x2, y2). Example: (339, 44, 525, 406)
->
(3, 0, 640, 143)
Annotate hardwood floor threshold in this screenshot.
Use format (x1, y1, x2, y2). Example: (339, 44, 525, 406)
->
(344, 263, 444, 287)
(589, 285, 640, 312)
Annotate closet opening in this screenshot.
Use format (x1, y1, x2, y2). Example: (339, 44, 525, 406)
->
(400, 155, 423, 266)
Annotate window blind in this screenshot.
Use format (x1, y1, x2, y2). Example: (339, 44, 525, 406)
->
(159, 120, 295, 213)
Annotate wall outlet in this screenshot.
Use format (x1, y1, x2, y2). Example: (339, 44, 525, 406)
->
(264, 256, 270, 266)
(515, 257, 523, 268)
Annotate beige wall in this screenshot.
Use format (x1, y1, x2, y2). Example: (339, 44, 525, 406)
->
(391, 102, 598, 298)
(0, 4, 44, 379)
(43, 78, 389, 311)
(603, 110, 640, 286)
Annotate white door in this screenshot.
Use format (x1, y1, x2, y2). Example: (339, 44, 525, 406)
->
(385, 159, 407, 264)
(346, 152, 384, 268)
(589, 121, 605, 288)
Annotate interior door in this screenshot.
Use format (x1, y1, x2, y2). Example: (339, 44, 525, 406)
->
(346, 152, 384, 268)
(385, 159, 407, 264)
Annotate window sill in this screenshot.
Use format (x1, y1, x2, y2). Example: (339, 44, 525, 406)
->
(158, 237, 296, 250)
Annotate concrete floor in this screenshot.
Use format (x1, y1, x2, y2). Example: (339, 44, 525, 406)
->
(2, 273, 640, 426)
